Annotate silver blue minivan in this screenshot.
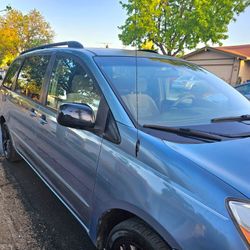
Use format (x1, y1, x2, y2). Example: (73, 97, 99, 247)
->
(0, 41, 250, 250)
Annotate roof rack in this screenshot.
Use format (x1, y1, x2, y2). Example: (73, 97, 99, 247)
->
(20, 41, 84, 55)
(137, 49, 158, 54)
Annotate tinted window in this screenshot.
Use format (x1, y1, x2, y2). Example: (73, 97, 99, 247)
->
(2, 59, 22, 89)
(16, 55, 50, 102)
(47, 56, 100, 115)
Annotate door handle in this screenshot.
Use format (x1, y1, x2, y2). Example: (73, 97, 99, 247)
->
(39, 114, 47, 125)
(30, 108, 37, 117)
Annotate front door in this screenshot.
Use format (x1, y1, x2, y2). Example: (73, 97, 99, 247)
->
(35, 54, 103, 227)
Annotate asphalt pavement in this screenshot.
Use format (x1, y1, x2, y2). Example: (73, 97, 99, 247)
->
(0, 131, 96, 250)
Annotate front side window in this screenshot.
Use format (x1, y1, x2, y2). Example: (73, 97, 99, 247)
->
(16, 55, 50, 102)
(2, 59, 22, 89)
(95, 56, 250, 127)
(47, 55, 101, 115)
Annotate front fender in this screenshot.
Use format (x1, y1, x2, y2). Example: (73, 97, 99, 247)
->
(90, 124, 247, 250)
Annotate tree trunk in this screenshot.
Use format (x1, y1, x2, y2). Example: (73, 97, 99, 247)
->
(158, 44, 168, 55)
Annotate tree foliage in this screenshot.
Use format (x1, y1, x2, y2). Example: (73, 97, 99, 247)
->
(119, 0, 250, 56)
(0, 9, 54, 66)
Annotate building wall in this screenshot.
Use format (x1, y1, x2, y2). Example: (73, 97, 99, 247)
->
(184, 49, 240, 84)
(239, 60, 250, 83)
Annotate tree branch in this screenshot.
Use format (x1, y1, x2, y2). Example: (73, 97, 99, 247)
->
(172, 34, 188, 56)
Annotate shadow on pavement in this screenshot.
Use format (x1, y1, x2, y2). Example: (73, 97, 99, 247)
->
(0, 156, 96, 250)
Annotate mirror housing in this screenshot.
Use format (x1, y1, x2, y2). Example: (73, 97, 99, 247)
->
(57, 103, 95, 129)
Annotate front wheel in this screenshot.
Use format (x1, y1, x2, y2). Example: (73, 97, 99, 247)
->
(1, 123, 21, 162)
(105, 218, 171, 250)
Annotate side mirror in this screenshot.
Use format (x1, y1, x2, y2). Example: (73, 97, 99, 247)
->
(57, 103, 95, 129)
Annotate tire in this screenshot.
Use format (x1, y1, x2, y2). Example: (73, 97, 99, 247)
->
(105, 218, 171, 250)
(1, 123, 21, 162)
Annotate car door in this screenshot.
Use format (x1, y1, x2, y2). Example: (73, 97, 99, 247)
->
(0, 58, 23, 151)
(6, 54, 51, 161)
(34, 53, 104, 227)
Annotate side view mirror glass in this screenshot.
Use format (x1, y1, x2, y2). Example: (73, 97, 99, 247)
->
(57, 103, 95, 129)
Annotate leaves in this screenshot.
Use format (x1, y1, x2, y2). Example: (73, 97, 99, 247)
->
(0, 9, 54, 66)
(119, 0, 250, 56)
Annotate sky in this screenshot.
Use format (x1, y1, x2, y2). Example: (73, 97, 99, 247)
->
(1, 0, 250, 49)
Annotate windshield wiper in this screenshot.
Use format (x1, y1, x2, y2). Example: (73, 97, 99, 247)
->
(211, 114, 250, 123)
(143, 124, 222, 141)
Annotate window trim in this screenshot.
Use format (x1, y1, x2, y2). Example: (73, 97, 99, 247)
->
(40, 52, 56, 105)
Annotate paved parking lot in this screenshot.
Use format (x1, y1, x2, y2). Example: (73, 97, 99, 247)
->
(0, 131, 96, 250)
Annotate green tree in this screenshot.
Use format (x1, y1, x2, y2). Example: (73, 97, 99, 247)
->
(119, 0, 250, 56)
(0, 9, 54, 66)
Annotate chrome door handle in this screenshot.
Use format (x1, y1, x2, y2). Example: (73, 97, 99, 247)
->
(30, 108, 37, 117)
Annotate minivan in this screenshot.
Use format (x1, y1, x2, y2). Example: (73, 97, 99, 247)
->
(0, 41, 250, 250)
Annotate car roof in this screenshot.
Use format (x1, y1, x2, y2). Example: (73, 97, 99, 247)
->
(85, 48, 167, 57)
(18, 41, 188, 63)
(22, 47, 170, 59)
(17, 41, 192, 65)
(17, 46, 200, 75)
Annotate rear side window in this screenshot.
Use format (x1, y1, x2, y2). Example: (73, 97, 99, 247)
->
(46, 55, 100, 114)
(16, 55, 50, 102)
(2, 59, 22, 89)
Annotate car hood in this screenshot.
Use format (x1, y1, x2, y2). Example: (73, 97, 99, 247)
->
(164, 137, 250, 198)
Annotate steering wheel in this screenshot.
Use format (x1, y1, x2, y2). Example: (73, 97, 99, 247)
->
(172, 94, 195, 107)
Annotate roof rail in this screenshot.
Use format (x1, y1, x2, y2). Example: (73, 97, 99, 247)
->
(137, 49, 158, 54)
(20, 41, 84, 55)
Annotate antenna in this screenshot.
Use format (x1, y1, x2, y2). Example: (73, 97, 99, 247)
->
(100, 42, 112, 48)
(135, 0, 140, 157)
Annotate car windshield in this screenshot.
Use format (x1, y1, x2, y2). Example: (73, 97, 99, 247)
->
(95, 56, 250, 127)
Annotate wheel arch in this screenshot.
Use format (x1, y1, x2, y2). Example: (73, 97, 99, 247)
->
(93, 205, 182, 250)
